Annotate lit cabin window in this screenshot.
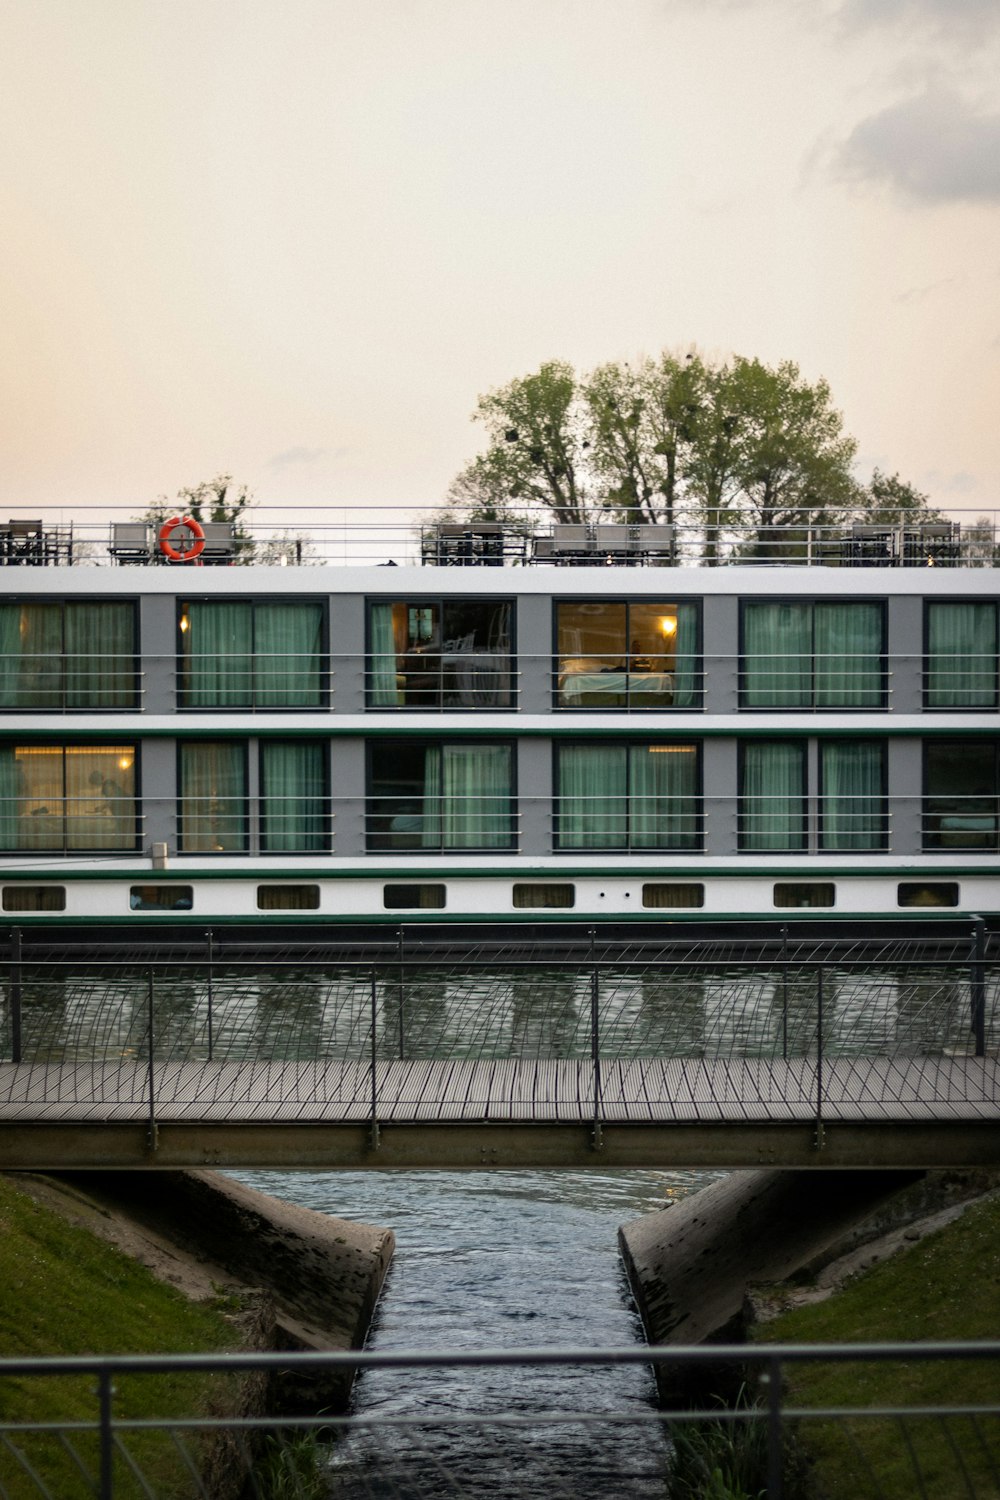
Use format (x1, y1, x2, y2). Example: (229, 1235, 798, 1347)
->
(383, 884, 446, 910)
(2, 885, 66, 912)
(368, 600, 513, 708)
(129, 885, 194, 911)
(555, 600, 700, 710)
(513, 883, 575, 909)
(773, 883, 836, 909)
(0, 745, 137, 852)
(897, 882, 960, 908)
(257, 885, 320, 910)
(642, 883, 705, 909)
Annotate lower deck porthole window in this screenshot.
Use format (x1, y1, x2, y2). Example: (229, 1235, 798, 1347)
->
(130, 885, 194, 911)
(773, 882, 836, 909)
(897, 882, 960, 908)
(641, 883, 705, 909)
(383, 884, 446, 910)
(257, 885, 321, 911)
(512, 883, 575, 909)
(2, 885, 66, 912)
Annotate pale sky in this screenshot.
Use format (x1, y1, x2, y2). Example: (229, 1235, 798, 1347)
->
(1, 0, 998, 530)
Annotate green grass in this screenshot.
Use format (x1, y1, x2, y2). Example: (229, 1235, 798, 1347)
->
(0, 1173, 244, 1498)
(755, 1192, 1000, 1499)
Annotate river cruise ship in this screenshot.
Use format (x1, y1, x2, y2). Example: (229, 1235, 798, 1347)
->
(0, 510, 996, 933)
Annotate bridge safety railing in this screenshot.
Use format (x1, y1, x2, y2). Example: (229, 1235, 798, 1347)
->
(0, 1342, 998, 1500)
(0, 926, 996, 1134)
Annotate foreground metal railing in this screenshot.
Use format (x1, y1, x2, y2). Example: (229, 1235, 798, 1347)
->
(0, 929, 996, 1136)
(0, 1343, 998, 1499)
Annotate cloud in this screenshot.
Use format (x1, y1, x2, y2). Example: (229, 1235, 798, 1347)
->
(836, 0, 1000, 41)
(892, 275, 962, 304)
(836, 88, 1000, 202)
(265, 446, 329, 470)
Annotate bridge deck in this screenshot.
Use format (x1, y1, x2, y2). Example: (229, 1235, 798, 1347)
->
(0, 1054, 996, 1123)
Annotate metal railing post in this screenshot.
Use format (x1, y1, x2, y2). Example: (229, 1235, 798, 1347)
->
(971, 915, 987, 1059)
(146, 967, 158, 1153)
(814, 966, 825, 1151)
(590, 926, 603, 1150)
(369, 966, 380, 1150)
(9, 926, 22, 1064)
(780, 924, 788, 1061)
(397, 925, 405, 1060)
(97, 1366, 115, 1499)
(205, 929, 214, 1062)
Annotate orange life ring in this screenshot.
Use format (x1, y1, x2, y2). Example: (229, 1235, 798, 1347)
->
(159, 515, 205, 562)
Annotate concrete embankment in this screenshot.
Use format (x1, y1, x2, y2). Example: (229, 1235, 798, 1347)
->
(619, 1167, 998, 1403)
(15, 1169, 394, 1412)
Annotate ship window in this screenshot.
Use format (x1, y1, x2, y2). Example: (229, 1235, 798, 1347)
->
(367, 742, 515, 852)
(513, 883, 575, 908)
(739, 742, 807, 851)
(0, 602, 136, 711)
(179, 600, 326, 708)
(383, 884, 446, 909)
(257, 884, 320, 910)
(368, 600, 513, 708)
(897, 882, 960, 908)
(819, 741, 887, 851)
(129, 885, 193, 911)
(0, 745, 137, 852)
(741, 601, 885, 709)
(555, 743, 701, 851)
(773, 883, 836, 908)
(260, 742, 329, 852)
(178, 742, 248, 853)
(641, 883, 705, 909)
(925, 603, 998, 708)
(2, 885, 66, 911)
(555, 601, 700, 710)
(923, 741, 1000, 851)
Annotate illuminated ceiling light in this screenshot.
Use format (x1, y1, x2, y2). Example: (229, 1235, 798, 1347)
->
(660, 615, 677, 636)
(649, 746, 695, 753)
(118, 756, 132, 771)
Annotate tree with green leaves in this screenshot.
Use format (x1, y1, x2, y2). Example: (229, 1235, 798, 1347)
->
(464, 360, 589, 524)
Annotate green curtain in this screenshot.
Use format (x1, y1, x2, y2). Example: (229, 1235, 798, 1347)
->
(441, 745, 512, 848)
(0, 604, 62, 708)
(558, 745, 627, 849)
(370, 603, 402, 706)
(0, 747, 19, 849)
(255, 604, 323, 707)
(742, 604, 811, 707)
(741, 742, 806, 850)
(815, 604, 882, 708)
(631, 746, 699, 849)
(671, 603, 700, 707)
(180, 742, 247, 851)
(821, 741, 885, 850)
(420, 746, 443, 848)
(65, 603, 134, 708)
(182, 603, 253, 707)
(262, 742, 326, 850)
(927, 603, 997, 708)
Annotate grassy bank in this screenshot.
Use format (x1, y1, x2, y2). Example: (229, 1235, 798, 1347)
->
(755, 1190, 1000, 1498)
(0, 1172, 243, 1497)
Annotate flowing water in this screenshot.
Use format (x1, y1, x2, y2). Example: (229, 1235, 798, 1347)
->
(233, 1167, 724, 1498)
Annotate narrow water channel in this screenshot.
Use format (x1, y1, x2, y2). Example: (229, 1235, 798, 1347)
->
(234, 1168, 722, 1497)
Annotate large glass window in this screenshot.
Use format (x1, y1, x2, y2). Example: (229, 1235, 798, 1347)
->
(179, 600, 325, 708)
(0, 602, 135, 710)
(555, 743, 700, 849)
(555, 601, 700, 710)
(368, 599, 513, 708)
(178, 742, 247, 852)
(0, 745, 137, 850)
(739, 742, 807, 851)
(367, 742, 514, 850)
(741, 601, 884, 709)
(260, 742, 328, 852)
(819, 741, 887, 850)
(924, 741, 999, 850)
(925, 602, 998, 708)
